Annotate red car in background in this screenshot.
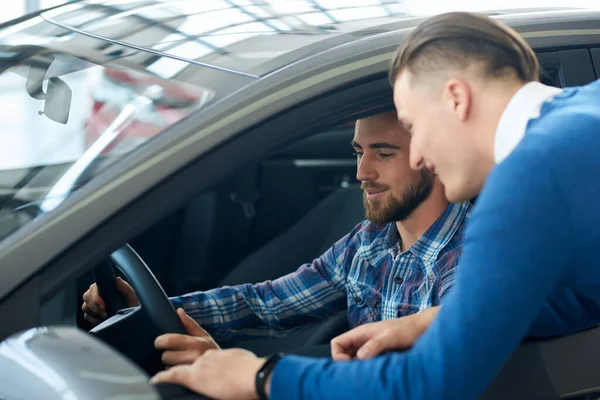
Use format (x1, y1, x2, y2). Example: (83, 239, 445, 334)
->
(84, 68, 204, 155)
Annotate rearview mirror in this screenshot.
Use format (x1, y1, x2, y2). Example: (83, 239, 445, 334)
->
(26, 58, 72, 125)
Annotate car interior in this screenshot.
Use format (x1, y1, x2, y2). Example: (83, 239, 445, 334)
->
(79, 48, 571, 355)
(25, 45, 600, 399)
(77, 113, 375, 356)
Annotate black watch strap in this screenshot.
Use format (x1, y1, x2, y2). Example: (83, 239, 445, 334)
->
(255, 352, 284, 400)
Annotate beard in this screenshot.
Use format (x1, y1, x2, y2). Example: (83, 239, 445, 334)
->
(363, 169, 435, 225)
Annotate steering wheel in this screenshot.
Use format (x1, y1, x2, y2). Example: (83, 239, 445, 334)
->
(94, 244, 186, 335)
(93, 244, 186, 335)
(90, 244, 186, 375)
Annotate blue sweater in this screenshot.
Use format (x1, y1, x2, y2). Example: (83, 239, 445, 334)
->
(271, 80, 600, 399)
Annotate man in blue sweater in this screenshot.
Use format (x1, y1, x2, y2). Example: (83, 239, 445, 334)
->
(152, 12, 600, 400)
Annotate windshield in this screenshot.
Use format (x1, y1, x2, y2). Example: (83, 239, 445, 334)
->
(0, 45, 215, 243)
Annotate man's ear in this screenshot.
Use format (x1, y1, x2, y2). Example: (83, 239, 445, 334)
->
(444, 79, 472, 122)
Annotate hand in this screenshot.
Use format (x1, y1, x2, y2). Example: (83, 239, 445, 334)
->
(154, 308, 220, 366)
(152, 348, 265, 400)
(331, 306, 440, 360)
(81, 277, 140, 325)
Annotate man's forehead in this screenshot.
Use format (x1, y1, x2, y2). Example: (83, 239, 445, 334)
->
(356, 115, 394, 135)
(393, 70, 411, 91)
(393, 85, 415, 129)
(353, 117, 407, 146)
(392, 71, 415, 107)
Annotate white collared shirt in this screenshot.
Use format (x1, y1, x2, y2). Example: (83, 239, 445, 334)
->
(494, 81, 563, 163)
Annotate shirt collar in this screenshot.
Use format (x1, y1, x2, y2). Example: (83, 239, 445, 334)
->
(495, 81, 562, 163)
(360, 201, 471, 266)
(408, 201, 470, 262)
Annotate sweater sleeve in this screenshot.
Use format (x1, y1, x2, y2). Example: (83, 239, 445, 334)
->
(271, 139, 573, 400)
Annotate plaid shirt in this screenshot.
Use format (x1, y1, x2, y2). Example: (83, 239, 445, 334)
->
(171, 201, 471, 341)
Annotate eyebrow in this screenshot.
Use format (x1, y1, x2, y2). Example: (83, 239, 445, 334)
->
(351, 140, 401, 150)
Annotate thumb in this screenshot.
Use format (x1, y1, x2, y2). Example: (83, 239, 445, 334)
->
(177, 308, 210, 338)
(115, 277, 140, 307)
(356, 334, 388, 360)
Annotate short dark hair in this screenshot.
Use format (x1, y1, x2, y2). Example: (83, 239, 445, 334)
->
(389, 12, 539, 85)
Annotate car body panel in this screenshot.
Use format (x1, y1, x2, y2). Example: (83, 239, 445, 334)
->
(0, 326, 159, 399)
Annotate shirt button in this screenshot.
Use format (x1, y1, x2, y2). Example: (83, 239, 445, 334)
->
(355, 295, 364, 305)
(394, 276, 403, 285)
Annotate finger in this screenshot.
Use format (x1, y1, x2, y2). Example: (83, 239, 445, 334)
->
(151, 365, 192, 385)
(81, 303, 101, 317)
(82, 302, 107, 321)
(177, 308, 210, 338)
(90, 283, 106, 309)
(202, 348, 219, 357)
(155, 334, 193, 351)
(115, 277, 140, 307)
(161, 350, 200, 366)
(356, 332, 406, 359)
(357, 319, 423, 360)
(82, 286, 103, 315)
(90, 287, 106, 312)
(330, 337, 359, 360)
(356, 337, 382, 359)
(86, 302, 107, 319)
(331, 348, 352, 361)
(82, 286, 92, 303)
(330, 325, 375, 359)
(84, 313, 103, 326)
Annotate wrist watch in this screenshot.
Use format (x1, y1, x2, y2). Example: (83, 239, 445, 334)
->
(255, 352, 284, 400)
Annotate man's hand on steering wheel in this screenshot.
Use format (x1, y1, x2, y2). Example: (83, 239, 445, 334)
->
(82, 278, 140, 325)
(155, 308, 221, 367)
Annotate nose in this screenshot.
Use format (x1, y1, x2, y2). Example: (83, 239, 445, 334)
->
(356, 155, 377, 182)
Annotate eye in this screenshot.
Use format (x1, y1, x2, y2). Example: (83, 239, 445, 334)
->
(353, 151, 363, 158)
(378, 153, 393, 159)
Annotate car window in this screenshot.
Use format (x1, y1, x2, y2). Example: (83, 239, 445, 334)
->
(0, 46, 215, 244)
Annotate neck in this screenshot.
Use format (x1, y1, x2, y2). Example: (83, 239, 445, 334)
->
(477, 78, 526, 157)
(395, 181, 449, 252)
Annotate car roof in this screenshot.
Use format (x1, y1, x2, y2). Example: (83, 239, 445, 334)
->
(39, 0, 594, 77)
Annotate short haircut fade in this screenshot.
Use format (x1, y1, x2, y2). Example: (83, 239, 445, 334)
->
(389, 12, 539, 85)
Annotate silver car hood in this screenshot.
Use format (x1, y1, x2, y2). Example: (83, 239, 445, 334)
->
(0, 326, 160, 400)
